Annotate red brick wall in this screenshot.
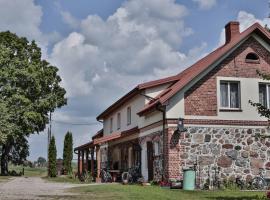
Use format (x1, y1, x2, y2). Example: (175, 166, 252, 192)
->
(163, 127, 184, 181)
(185, 37, 270, 116)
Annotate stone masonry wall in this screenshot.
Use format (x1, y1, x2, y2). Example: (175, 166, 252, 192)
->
(179, 126, 270, 187)
(139, 131, 163, 182)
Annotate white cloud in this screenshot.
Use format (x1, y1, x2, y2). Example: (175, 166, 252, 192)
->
(193, 0, 216, 10)
(0, 0, 62, 58)
(50, 0, 206, 99)
(61, 10, 80, 29)
(219, 11, 270, 45)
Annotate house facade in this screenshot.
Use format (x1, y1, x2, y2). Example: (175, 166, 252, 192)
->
(75, 21, 270, 185)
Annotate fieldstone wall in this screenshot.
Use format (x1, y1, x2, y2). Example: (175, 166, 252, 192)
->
(139, 131, 163, 182)
(179, 126, 270, 186)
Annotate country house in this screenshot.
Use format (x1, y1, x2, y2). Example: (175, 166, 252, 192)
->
(74, 21, 270, 185)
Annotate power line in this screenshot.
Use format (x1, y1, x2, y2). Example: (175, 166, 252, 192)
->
(51, 119, 100, 126)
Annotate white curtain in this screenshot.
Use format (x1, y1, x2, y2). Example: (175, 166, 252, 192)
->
(259, 84, 266, 106)
(230, 83, 239, 108)
(220, 83, 228, 107)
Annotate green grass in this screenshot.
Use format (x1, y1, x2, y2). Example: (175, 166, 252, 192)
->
(67, 184, 267, 200)
(9, 165, 47, 177)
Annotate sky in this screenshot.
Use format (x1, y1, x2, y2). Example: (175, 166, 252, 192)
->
(0, 0, 270, 161)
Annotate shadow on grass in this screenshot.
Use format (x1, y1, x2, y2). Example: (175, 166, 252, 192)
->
(207, 196, 264, 200)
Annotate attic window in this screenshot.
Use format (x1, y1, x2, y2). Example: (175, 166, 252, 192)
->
(245, 53, 259, 63)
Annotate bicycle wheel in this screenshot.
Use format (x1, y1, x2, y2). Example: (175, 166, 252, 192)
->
(106, 172, 112, 182)
(252, 177, 267, 190)
(122, 172, 130, 183)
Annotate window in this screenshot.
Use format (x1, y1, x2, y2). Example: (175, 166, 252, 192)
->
(110, 117, 113, 133)
(259, 84, 270, 108)
(246, 52, 259, 61)
(220, 81, 240, 109)
(117, 113, 121, 130)
(127, 107, 131, 125)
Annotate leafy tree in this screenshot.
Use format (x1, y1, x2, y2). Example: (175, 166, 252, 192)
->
(48, 136, 57, 177)
(0, 31, 66, 175)
(63, 131, 73, 174)
(37, 156, 46, 167)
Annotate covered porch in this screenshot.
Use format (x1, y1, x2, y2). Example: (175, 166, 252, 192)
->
(74, 130, 104, 182)
(94, 127, 141, 182)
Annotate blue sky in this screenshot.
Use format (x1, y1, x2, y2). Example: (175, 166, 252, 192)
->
(0, 0, 269, 161)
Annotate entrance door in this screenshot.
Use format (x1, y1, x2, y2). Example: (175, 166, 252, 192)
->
(147, 141, 154, 181)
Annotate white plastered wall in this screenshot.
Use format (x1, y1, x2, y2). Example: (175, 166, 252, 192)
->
(103, 95, 145, 135)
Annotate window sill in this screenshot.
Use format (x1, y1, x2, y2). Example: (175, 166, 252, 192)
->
(219, 108, 242, 112)
(245, 59, 260, 64)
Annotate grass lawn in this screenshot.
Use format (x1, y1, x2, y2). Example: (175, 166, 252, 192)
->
(9, 165, 47, 177)
(66, 184, 267, 200)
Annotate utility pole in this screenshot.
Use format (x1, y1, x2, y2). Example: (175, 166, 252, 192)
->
(47, 111, 52, 175)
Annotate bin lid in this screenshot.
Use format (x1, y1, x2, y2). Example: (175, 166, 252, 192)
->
(183, 167, 195, 171)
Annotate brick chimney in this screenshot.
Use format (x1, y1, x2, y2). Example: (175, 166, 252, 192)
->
(225, 21, 240, 44)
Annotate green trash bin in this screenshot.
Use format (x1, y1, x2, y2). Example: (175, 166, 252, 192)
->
(183, 168, 196, 190)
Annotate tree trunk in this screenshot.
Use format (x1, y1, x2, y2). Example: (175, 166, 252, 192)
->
(1, 144, 10, 176)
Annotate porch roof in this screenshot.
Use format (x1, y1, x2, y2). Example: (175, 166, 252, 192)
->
(74, 141, 94, 151)
(93, 126, 139, 145)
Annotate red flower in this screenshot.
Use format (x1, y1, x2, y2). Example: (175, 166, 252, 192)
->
(266, 191, 270, 199)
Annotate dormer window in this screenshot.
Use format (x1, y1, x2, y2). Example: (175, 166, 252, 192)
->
(245, 52, 259, 63)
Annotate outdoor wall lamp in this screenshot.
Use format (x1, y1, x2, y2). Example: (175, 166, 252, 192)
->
(177, 118, 187, 132)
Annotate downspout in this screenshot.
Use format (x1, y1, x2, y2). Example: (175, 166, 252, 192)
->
(156, 103, 166, 181)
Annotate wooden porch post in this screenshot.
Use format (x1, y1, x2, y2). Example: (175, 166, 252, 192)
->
(86, 149, 89, 172)
(96, 145, 101, 182)
(82, 150, 85, 173)
(78, 150, 81, 175)
(91, 148, 94, 177)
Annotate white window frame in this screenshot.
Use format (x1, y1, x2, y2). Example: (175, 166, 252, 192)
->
(117, 112, 121, 130)
(259, 83, 270, 109)
(127, 106, 131, 125)
(220, 81, 241, 110)
(110, 117, 113, 133)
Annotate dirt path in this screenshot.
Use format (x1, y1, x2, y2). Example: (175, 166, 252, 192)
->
(0, 177, 79, 200)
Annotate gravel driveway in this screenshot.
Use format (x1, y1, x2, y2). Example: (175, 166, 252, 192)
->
(0, 177, 79, 200)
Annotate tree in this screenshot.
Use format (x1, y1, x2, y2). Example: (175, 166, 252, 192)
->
(37, 157, 46, 167)
(63, 131, 73, 174)
(0, 31, 66, 175)
(48, 136, 57, 177)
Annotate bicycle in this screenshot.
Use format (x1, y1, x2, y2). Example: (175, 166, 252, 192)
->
(251, 168, 267, 190)
(121, 165, 141, 183)
(100, 168, 112, 183)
